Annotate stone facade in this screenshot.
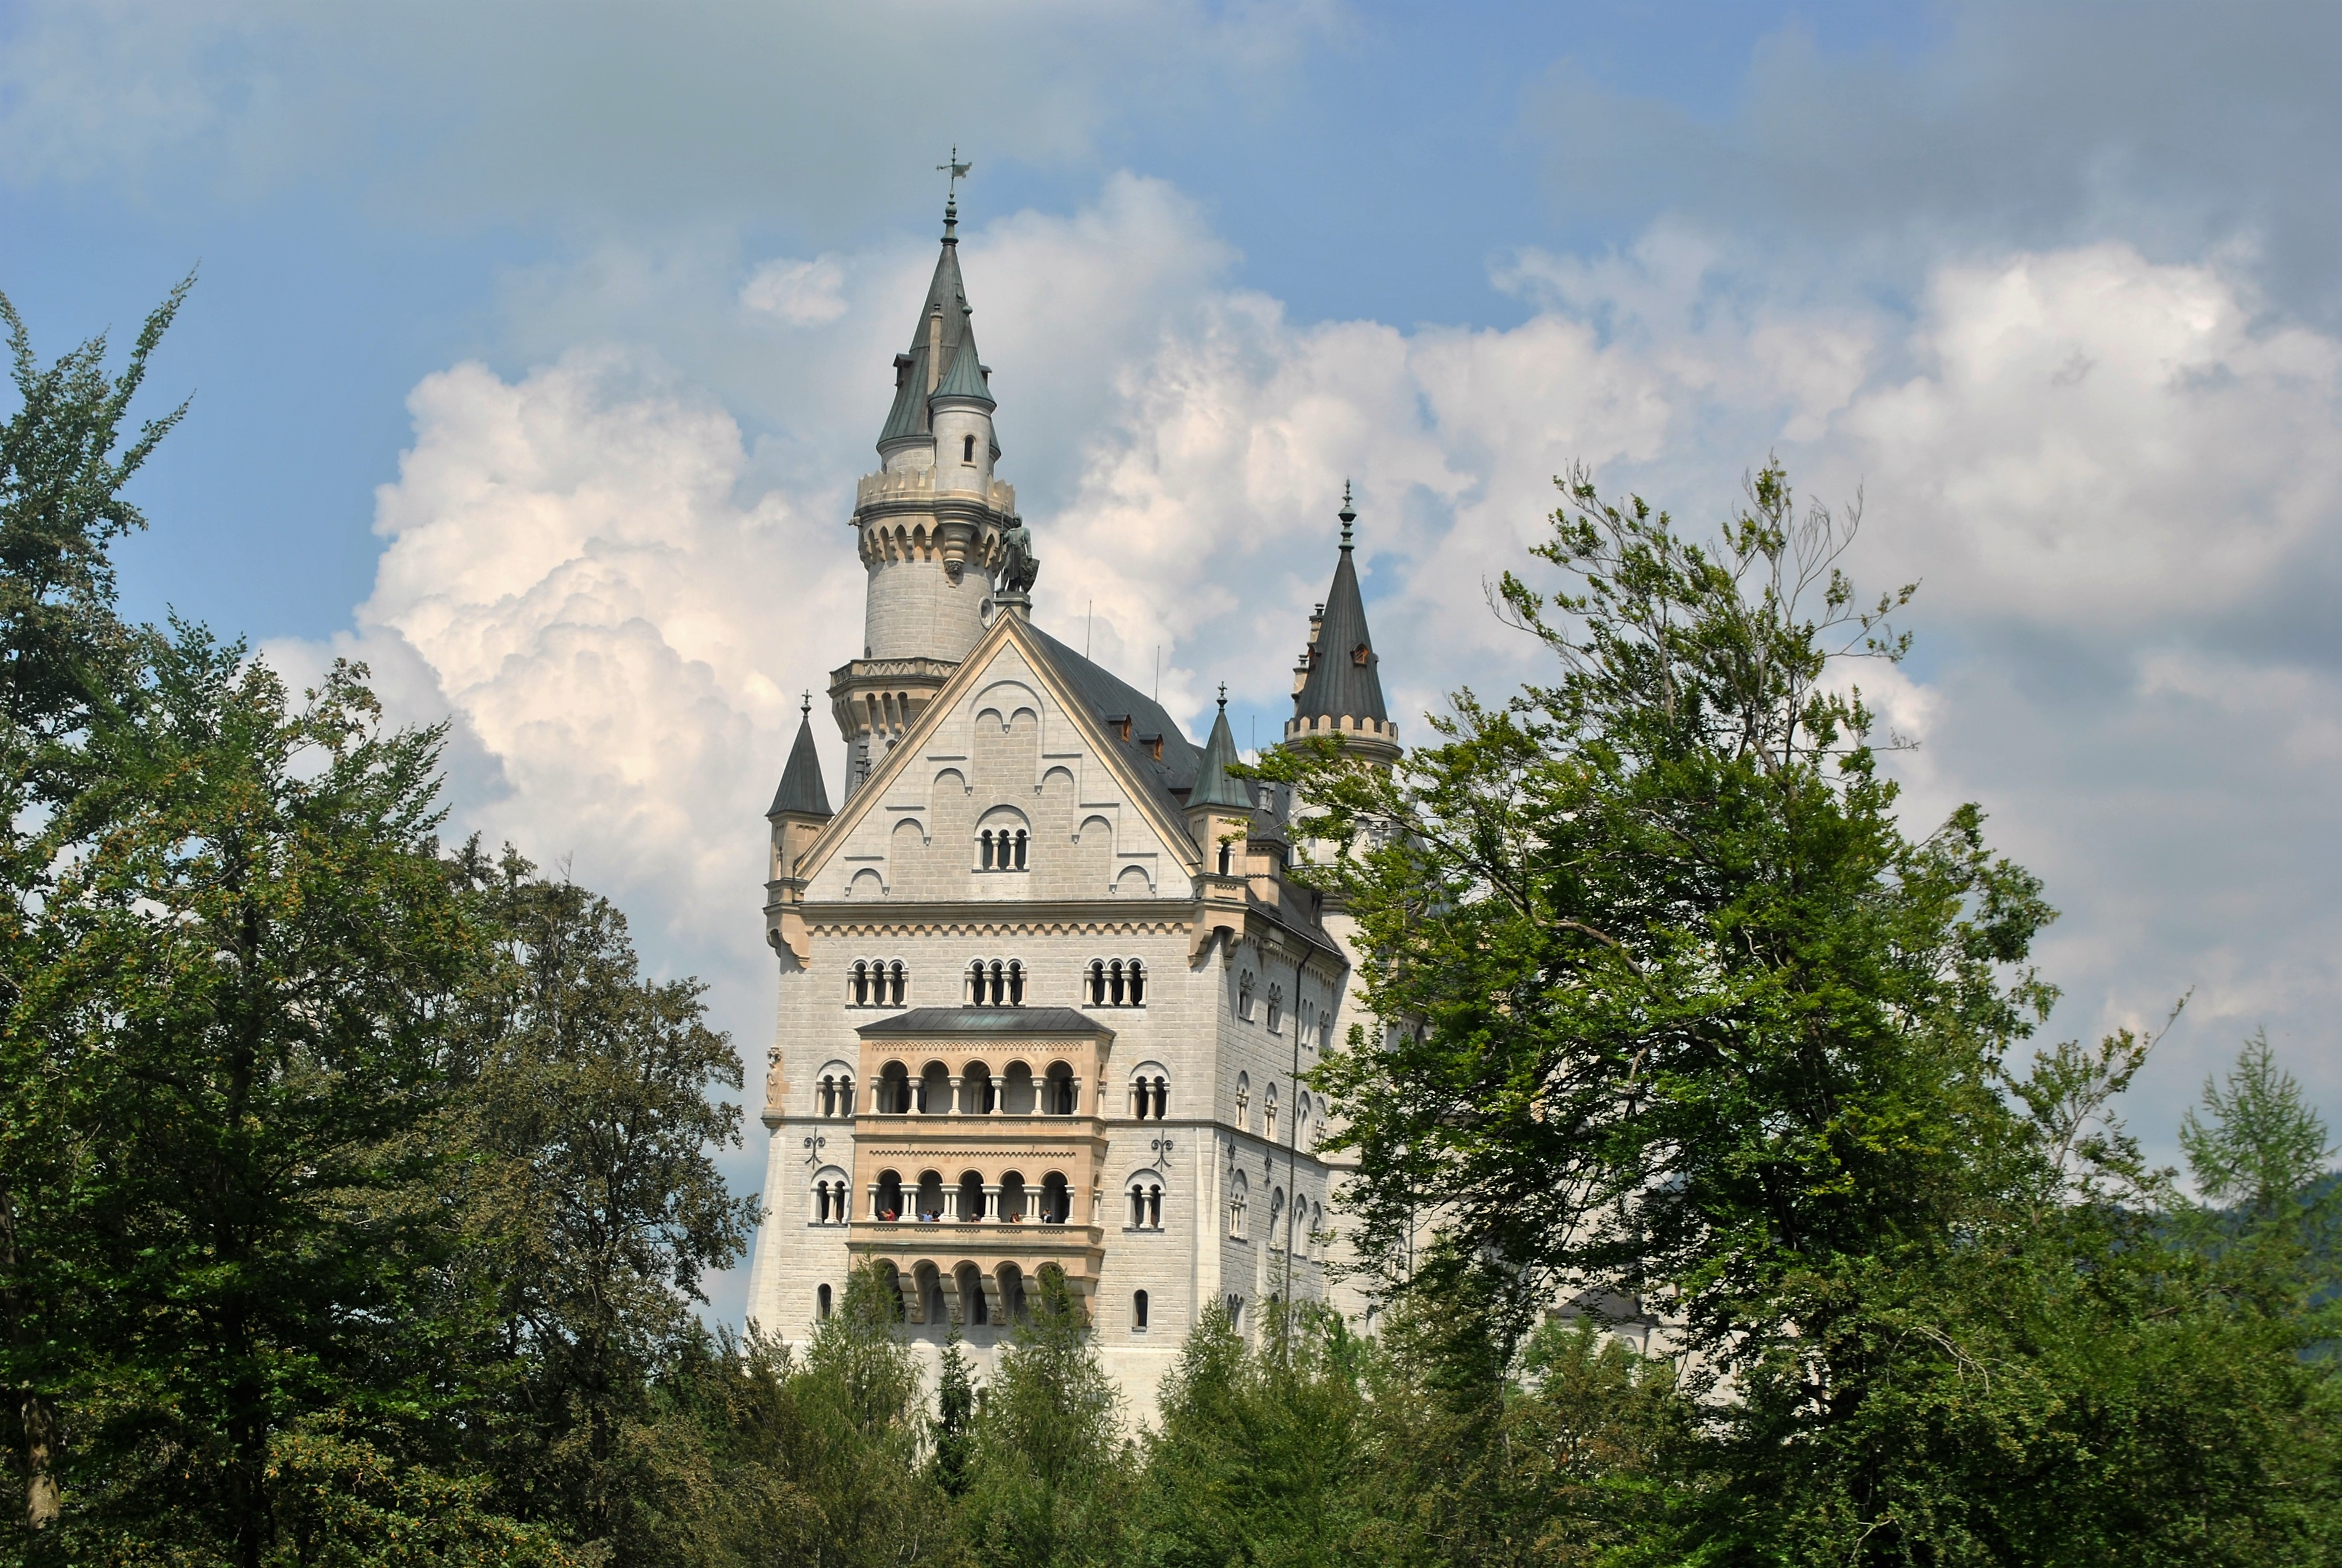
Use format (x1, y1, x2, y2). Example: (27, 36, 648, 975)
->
(740, 202, 1389, 1415)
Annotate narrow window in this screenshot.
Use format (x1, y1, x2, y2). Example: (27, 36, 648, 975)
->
(1265, 1084, 1278, 1144)
(1148, 1184, 1163, 1227)
(1088, 960, 1106, 1006)
(1217, 842, 1232, 875)
(1013, 829, 1028, 869)
(1128, 959, 1146, 1006)
(890, 961, 906, 1006)
(1109, 959, 1126, 1006)
(1267, 985, 1283, 1033)
(1133, 1290, 1150, 1331)
(1008, 960, 1025, 1006)
(818, 1283, 832, 1319)
(851, 960, 869, 1006)
(980, 829, 995, 869)
(962, 432, 976, 463)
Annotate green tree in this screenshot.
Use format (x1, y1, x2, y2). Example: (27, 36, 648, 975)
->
(934, 1327, 978, 1498)
(18, 634, 475, 1566)
(1273, 463, 2340, 1564)
(1134, 1300, 1368, 1568)
(960, 1267, 1126, 1568)
(0, 279, 190, 1547)
(448, 850, 759, 1560)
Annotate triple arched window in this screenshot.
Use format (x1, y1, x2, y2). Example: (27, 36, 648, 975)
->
(849, 958, 907, 1008)
(967, 958, 1026, 1006)
(1129, 1068, 1168, 1120)
(809, 1168, 851, 1225)
(1085, 957, 1147, 1007)
(1227, 1172, 1249, 1240)
(978, 827, 1029, 870)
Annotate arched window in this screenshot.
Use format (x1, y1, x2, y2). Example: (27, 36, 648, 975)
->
(1267, 984, 1283, 1034)
(848, 960, 907, 1008)
(1133, 1290, 1150, 1331)
(958, 1170, 986, 1221)
(1228, 1172, 1248, 1239)
(1128, 1065, 1168, 1120)
(1043, 1061, 1078, 1115)
(979, 829, 995, 870)
(1086, 957, 1147, 1008)
(962, 432, 976, 463)
(1265, 1083, 1278, 1144)
(817, 1283, 832, 1319)
(810, 1166, 850, 1225)
(1127, 1171, 1164, 1230)
(956, 1263, 990, 1324)
(1040, 1171, 1072, 1224)
(978, 821, 1029, 872)
(1269, 1187, 1286, 1251)
(998, 1171, 1028, 1222)
(1225, 1294, 1244, 1329)
(874, 1169, 903, 1222)
(1237, 972, 1256, 1022)
(918, 1062, 950, 1116)
(878, 1061, 911, 1115)
(967, 958, 1026, 1007)
(960, 1062, 995, 1115)
(915, 1170, 945, 1222)
(1014, 829, 1028, 869)
(1217, 841, 1233, 875)
(815, 1067, 855, 1118)
(1235, 1072, 1250, 1131)
(1296, 1092, 1312, 1148)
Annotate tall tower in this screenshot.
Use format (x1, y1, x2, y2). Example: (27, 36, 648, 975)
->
(1285, 484, 1401, 768)
(831, 194, 1021, 795)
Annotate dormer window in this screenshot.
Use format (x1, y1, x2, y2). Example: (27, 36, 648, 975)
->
(962, 433, 976, 463)
(979, 827, 1029, 871)
(1352, 642, 1372, 667)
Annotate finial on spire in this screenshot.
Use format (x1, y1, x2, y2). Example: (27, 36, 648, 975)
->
(1217, 682, 1228, 710)
(938, 146, 972, 240)
(1339, 479, 1356, 547)
(800, 689, 812, 718)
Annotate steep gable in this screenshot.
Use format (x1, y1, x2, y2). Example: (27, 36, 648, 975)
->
(794, 613, 1204, 905)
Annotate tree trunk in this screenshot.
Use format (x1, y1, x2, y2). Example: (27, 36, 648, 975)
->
(20, 1391, 60, 1532)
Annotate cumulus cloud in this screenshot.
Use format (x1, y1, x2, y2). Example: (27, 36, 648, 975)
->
(292, 179, 2342, 1321)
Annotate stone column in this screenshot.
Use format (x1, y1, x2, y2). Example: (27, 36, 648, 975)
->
(949, 1074, 965, 1115)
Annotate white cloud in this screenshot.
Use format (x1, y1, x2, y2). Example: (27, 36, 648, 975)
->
(298, 181, 2342, 1317)
(741, 257, 849, 327)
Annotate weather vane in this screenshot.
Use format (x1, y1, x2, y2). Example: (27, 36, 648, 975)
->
(938, 146, 973, 205)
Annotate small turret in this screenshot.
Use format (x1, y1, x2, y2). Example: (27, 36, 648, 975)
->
(763, 697, 833, 965)
(1285, 484, 1400, 768)
(1186, 686, 1253, 957)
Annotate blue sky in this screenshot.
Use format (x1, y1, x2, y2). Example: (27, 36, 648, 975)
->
(7, 0, 2341, 1326)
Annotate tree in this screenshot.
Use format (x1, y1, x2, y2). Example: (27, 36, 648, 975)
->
(1135, 1300, 1368, 1568)
(16, 634, 474, 1566)
(960, 1267, 1127, 1568)
(448, 848, 759, 1559)
(1273, 462, 2341, 1563)
(0, 278, 190, 1548)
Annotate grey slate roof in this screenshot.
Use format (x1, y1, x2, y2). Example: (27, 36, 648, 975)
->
(876, 236, 973, 448)
(857, 1006, 1113, 1037)
(1187, 700, 1252, 810)
(1023, 624, 1203, 840)
(768, 711, 832, 818)
(1292, 539, 1389, 725)
(930, 312, 995, 407)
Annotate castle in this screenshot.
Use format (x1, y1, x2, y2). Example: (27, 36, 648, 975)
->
(739, 196, 1398, 1411)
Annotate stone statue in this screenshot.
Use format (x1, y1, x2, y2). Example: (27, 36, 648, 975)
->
(994, 515, 1040, 594)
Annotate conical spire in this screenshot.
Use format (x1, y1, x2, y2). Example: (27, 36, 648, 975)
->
(1293, 485, 1388, 727)
(1187, 686, 1253, 810)
(931, 307, 995, 408)
(768, 699, 833, 818)
(876, 212, 978, 449)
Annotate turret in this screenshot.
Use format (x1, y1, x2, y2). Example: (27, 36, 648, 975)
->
(1187, 688, 1253, 958)
(1285, 484, 1401, 770)
(763, 698, 833, 966)
(833, 193, 1023, 796)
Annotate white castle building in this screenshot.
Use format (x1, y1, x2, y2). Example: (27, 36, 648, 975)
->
(740, 196, 1400, 1412)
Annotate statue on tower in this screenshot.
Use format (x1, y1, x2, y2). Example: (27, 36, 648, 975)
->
(994, 514, 1040, 595)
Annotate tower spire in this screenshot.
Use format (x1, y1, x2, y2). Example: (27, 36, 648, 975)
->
(1285, 486, 1400, 766)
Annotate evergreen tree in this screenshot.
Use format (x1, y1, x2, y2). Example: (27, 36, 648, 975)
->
(961, 1267, 1127, 1568)
(934, 1327, 978, 1498)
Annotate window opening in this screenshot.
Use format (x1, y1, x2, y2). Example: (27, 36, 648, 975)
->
(1133, 1290, 1150, 1331)
(1267, 985, 1283, 1033)
(962, 432, 976, 462)
(818, 1283, 832, 1319)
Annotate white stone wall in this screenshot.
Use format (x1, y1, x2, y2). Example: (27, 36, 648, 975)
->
(861, 554, 988, 664)
(742, 627, 1358, 1420)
